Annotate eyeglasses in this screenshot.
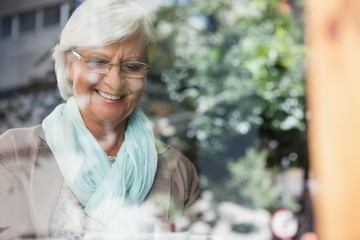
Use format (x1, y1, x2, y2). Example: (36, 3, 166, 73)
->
(70, 48, 149, 78)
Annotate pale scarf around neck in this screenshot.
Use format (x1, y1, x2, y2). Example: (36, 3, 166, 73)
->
(42, 97, 158, 226)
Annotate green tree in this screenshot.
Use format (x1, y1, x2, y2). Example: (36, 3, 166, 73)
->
(152, 0, 306, 182)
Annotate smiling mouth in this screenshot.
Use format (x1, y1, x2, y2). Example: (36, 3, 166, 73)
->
(95, 90, 122, 100)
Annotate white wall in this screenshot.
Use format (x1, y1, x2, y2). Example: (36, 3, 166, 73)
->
(0, 28, 60, 89)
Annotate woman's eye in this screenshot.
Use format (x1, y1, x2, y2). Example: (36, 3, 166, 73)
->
(122, 63, 142, 72)
(87, 59, 109, 68)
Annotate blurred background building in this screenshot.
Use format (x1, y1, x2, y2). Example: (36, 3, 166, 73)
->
(0, 0, 70, 93)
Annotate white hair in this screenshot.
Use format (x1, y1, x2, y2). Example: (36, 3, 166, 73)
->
(52, 0, 156, 100)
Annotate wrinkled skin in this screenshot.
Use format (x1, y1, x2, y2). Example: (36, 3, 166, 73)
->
(66, 35, 147, 155)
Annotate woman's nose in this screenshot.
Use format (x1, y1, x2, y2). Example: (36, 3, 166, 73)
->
(105, 65, 126, 90)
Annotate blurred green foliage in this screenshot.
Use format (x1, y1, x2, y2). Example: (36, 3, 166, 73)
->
(152, 0, 306, 170)
(222, 147, 300, 211)
(152, 0, 306, 211)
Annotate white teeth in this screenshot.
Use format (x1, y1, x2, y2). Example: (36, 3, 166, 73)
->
(96, 90, 122, 100)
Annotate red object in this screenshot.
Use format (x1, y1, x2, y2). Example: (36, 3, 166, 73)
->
(270, 208, 299, 240)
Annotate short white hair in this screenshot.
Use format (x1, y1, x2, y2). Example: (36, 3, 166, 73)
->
(52, 0, 156, 100)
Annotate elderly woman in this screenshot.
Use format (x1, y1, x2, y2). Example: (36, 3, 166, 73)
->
(0, 0, 200, 239)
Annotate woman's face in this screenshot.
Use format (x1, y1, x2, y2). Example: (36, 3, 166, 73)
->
(67, 35, 147, 127)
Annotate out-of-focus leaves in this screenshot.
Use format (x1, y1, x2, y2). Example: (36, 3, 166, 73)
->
(221, 147, 300, 212)
(153, 0, 305, 167)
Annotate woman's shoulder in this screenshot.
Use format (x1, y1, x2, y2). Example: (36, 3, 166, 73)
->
(155, 140, 201, 206)
(0, 124, 47, 159)
(155, 140, 196, 173)
(0, 124, 44, 141)
(155, 141, 200, 193)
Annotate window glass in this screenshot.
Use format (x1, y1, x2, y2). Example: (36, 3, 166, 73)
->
(44, 5, 60, 27)
(19, 10, 36, 33)
(1, 16, 12, 38)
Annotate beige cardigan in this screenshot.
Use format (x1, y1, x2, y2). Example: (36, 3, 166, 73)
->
(0, 125, 200, 239)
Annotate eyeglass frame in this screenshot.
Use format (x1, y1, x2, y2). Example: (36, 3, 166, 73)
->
(69, 48, 150, 78)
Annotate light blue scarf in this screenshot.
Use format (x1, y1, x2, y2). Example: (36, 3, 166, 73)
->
(42, 97, 157, 226)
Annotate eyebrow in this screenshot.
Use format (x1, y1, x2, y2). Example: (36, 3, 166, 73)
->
(79, 50, 111, 60)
